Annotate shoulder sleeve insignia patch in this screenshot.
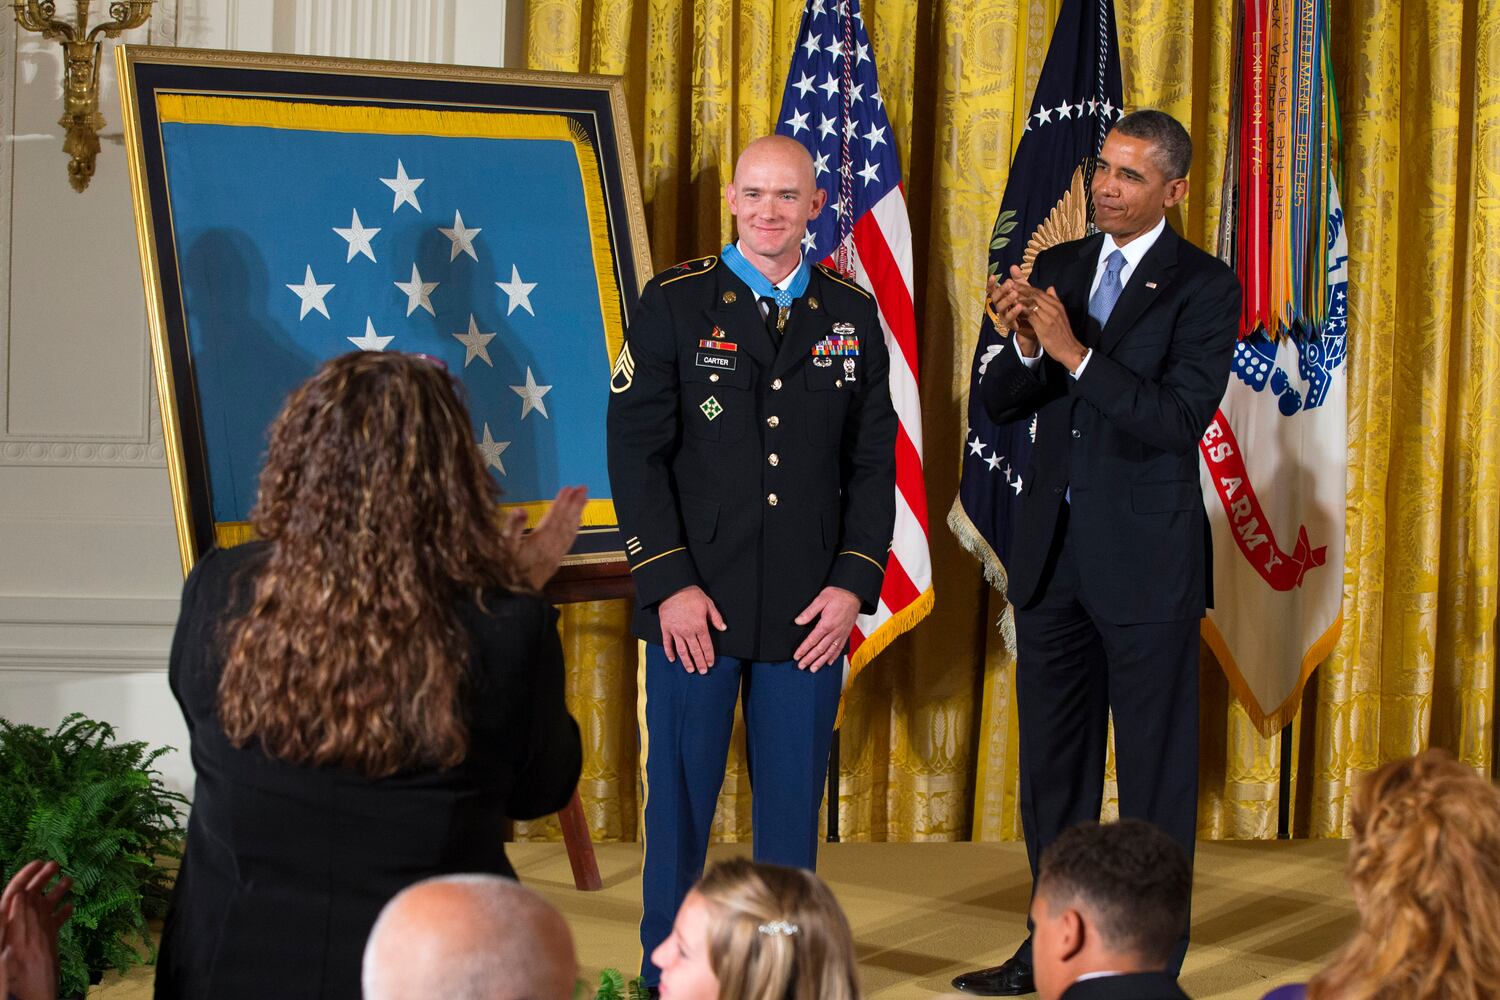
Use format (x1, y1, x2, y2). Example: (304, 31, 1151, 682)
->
(610, 342, 636, 393)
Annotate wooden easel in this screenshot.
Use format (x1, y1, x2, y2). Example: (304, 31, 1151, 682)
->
(543, 569, 632, 891)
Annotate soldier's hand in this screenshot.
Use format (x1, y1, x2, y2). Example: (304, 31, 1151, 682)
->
(658, 585, 726, 674)
(793, 587, 861, 671)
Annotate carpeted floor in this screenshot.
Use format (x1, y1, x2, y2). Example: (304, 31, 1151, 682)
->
(93, 839, 1354, 999)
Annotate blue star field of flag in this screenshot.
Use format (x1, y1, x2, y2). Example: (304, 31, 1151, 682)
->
(774, 0, 902, 259)
(953, 0, 1123, 577)
(159, 122, 615, 523)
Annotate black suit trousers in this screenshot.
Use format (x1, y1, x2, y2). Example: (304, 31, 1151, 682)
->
(1014, 504, 1199, 971)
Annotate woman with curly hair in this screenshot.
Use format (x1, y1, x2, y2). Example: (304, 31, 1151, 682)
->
(154, 352, 586, 1000)
(651, 857, 861, 1000)
(1262, 748, 1500, 1000)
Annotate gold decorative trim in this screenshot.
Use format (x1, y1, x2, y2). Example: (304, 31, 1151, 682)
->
(839, 550, 886, 572)
(629, 547, 686, 571)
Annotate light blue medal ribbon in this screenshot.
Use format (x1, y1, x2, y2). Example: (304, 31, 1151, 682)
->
(720, 243, 809, 309)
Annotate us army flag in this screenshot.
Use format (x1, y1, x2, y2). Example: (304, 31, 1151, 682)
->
(1200, 0, 1346, 735)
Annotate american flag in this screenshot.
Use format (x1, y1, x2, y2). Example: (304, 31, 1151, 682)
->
(775, 0, 933, 678)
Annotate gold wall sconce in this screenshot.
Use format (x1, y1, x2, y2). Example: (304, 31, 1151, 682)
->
(12, 1, 153, 192)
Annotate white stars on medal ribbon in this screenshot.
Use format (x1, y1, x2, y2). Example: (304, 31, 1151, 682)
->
(394, 263, 438, 316)
(348, 317, 393, 351)
(286, 265, 333, 319)
(439, 210, 482, 262)
(477, 423, 510, 475)
(510, 367, 552, 420)
(453, 314, 497, 368)
(496, 264, 538, 317)
(334, 209, 379, 262)
(380, 160, 424, 213)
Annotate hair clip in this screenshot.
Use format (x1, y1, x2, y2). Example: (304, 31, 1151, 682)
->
(409, 352, 449, 371)
(757, 920, 800, 936)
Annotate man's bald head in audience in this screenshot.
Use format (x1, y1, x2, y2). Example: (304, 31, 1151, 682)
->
(362, 875, 577, 1000)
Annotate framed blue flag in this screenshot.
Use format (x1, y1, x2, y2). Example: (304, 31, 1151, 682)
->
(117, 46, 652, 595)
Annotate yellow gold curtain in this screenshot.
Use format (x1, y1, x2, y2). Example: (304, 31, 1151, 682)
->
(520, 0, 1499, 844)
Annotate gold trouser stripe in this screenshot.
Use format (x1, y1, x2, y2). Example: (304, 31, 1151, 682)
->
(840, 550, 885, 571)
(631, 547, 686, 571)
(635, 638, 651, 974)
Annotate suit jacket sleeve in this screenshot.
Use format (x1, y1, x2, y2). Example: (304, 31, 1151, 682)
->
(1071, 259, 1241, 453)
(506, 602, 583, 821)
(605, 280, 701, 608)
(826, 290, 898, 611)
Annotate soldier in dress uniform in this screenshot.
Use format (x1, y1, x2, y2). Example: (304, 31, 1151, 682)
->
(606, 135, 897, 991)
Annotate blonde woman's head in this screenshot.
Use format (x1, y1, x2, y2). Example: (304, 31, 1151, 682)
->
(652, 858, 860, 1000)
(1308, 748, 1500, 1000)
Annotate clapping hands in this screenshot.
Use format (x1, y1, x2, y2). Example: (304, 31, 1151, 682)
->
(501, 485, 589, 591)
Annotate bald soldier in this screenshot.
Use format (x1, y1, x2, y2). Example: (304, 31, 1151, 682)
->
(607, 135, 897, 991)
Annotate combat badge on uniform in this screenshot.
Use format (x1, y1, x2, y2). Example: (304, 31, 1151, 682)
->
(611, 341, 636, 393)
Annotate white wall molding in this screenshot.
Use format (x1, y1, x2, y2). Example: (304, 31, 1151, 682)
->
(0, 594, 176, 676)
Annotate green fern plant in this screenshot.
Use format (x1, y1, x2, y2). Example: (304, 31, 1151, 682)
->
(592, 968, 650, 999)
(0, 712, 188, 997)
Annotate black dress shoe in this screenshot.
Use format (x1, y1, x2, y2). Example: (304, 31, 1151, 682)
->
(951, 956, 1036, 996)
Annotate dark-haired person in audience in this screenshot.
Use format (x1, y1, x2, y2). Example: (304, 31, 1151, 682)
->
(652, 857, 861, 1000)
(154, 352, 586, 1000)
(1261, 749, 1500, 1000)
(1030, 820, 1192, 1000)
(362, 874, 577, 1000)
(1, 861, 72, 1000)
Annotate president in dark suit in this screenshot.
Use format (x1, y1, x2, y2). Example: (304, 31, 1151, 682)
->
(953, 110, 1239, 996)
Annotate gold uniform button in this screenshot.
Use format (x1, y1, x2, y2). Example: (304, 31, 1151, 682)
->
(835, 379, 843, 388)
(767, 415, 780, 427)
(768, 453, 780, 466)
(709, 373, 720, 382)
(771, 378, 783, 390)
(767, 493, 779, 506)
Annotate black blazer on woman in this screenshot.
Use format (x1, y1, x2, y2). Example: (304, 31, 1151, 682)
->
(154, 542, 581, 1000)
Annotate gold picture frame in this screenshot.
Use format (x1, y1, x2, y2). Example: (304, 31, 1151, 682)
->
(116, 45, 652, 597)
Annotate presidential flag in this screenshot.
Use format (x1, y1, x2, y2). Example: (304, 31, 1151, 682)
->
(774, 0, 934, 679)
(152, 96, 628, 554)
(948, 0, 1123, 647)
(1201, 0, 1346, 735)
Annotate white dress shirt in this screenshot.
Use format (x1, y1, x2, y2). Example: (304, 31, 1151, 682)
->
(1015, 215, 1169, 378)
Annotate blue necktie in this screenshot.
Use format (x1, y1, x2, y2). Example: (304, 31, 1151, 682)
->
(1089, 249, 1127, 328)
